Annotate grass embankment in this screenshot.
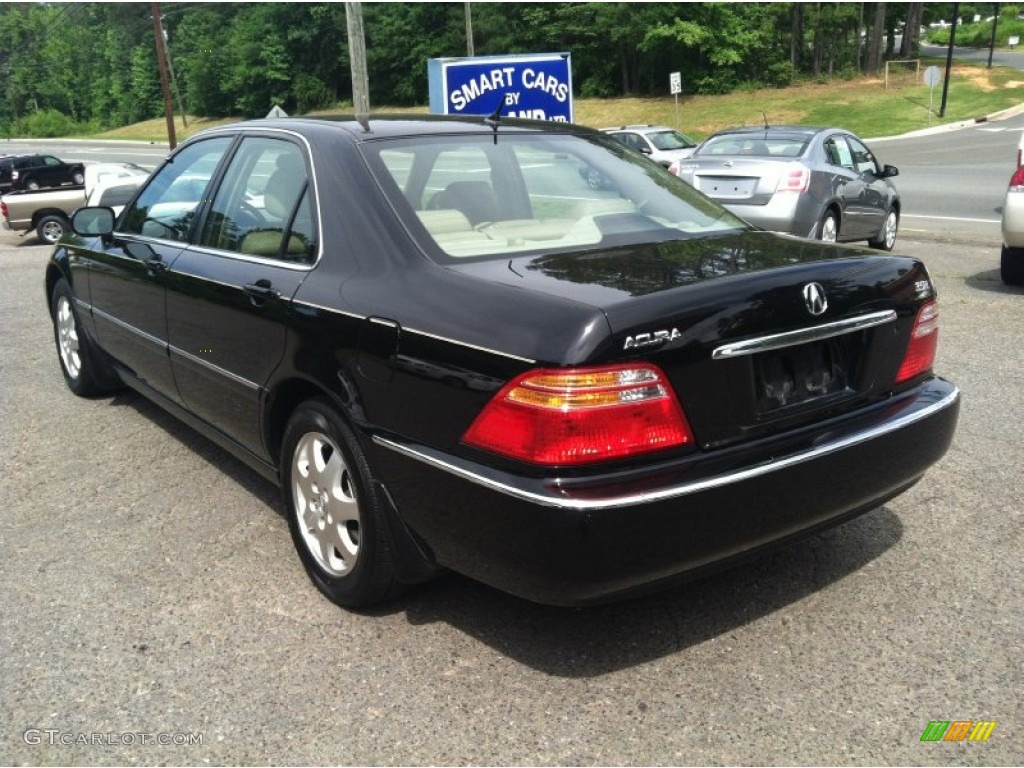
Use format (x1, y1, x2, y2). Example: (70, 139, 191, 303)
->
(92, 59, 1024, 144)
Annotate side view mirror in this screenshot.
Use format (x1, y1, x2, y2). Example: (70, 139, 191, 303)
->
(71, 206, 115, 237)
(882, 164, 899, 178)
(638, 146, 652, 155)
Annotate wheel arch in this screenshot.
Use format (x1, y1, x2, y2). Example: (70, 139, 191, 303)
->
(264, 375, 367, 468)
(31, 208, 71, 229)
(266, 374, 439, 586)
(44, 258, 70, 309)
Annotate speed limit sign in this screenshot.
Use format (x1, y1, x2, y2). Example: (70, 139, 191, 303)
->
(669, 71, 682, 95)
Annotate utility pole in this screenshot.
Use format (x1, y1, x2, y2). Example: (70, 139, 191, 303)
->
(465, 2, 475, 57)
(161, 26, 188, 127)
(151, 2, 176, 149)
(988, 3, 1001, 69)
(345, 2, 370, 120)
(940, 3, 959, 118)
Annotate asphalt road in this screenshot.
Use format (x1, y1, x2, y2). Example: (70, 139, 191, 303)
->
(1, 213, 1021, 764)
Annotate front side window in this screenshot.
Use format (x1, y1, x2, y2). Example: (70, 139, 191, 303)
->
(120, 137, 232, 242)
(847, 137, 880, 176)
(366, 133, 747, 261)
(198, 136, 314, 262)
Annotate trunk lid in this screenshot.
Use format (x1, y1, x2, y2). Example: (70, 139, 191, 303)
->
(451, 231, 931, 450)
(677, 157, 791, 206)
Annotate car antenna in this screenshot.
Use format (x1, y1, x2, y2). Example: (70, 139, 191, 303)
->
(484, 93, 506, 144)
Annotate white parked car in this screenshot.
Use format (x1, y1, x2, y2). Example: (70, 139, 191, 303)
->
(1000, 161, 1024, 286)
(601, 125, 698, 167)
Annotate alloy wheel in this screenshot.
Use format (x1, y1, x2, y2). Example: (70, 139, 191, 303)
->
(55, 295, 81, 380)
(291, 430, 361, 577)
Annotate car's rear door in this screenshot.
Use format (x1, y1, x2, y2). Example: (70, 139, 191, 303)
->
(84, 136, 234, 402)
(165, 133, 317, 459)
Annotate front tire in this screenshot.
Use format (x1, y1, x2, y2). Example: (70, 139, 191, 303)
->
(281, 399, 401, 609)
(868, 208, 899, 251)
(1001, 245, 1024, 286)
(817, 209, 839, 243)
(37, 214, 68, 245)
(72, 169, 85, 186)
(50, 279, 112, 396)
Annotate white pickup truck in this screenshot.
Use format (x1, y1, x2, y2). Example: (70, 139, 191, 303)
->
(1, 163, 149, 244)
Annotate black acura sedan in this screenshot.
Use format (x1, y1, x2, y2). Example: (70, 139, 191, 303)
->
(47, 116, 959, 609)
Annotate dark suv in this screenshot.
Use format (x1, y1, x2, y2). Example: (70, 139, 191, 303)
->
(0, 154, 84, 193)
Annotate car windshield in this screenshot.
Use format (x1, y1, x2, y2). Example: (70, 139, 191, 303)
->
(362, 132, 747, 261)
(648, 130, 696, 151)
(697, 134, 810, 158)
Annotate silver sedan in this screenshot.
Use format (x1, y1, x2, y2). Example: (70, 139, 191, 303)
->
(671, 126, 901, 250)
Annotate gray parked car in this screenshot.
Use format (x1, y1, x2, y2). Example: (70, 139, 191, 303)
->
(671, 126, 900, 250)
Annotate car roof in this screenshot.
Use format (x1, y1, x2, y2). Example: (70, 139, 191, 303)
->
(706, 125, 839, 140)
(600, 125, 678, 134)
(186, 115, 603, 146)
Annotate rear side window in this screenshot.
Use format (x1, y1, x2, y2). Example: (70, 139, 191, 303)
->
(198, 136, 315, 263)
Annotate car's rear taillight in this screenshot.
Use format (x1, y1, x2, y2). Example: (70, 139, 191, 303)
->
(0, 200, 7, 220)
(1009, 165, 1024, 192)
(777, 163, 810, 193)
(462, 363, 693, 465)
(11, 170, 18, 181)
(896, 301, 939, 384)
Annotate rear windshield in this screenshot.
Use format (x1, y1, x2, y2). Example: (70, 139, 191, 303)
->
(696, 135, 809, 158)
(361, 132, 747, 261)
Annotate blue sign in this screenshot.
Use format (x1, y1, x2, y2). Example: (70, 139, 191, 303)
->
(428, 53, 573, 123)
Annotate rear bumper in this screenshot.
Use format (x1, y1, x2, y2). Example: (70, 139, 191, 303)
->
(372, 378, 960, 606)
(1002, 193, 1024, 247)
(723, 195, 820, 239)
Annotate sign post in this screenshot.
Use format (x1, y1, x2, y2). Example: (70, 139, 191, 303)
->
(923, 65, 941, 124)
(428, 53, 573, 122)
(670, 71, 682, 129)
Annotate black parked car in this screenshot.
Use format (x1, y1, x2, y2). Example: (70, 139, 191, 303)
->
(47, 116, 960, 609)
(0, 153, 85, 192)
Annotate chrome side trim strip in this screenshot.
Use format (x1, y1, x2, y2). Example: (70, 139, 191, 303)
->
(373, 386, 960, 511)
(712, 310, 897, 359)
(92, 306, 165, 348)
(402, 326, 536, 364)
(168, 345, 260, 391)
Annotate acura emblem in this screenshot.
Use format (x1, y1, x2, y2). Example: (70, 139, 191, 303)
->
(803, 282, 828, 316)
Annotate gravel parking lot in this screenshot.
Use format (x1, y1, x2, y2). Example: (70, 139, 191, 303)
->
(1, 229, 1020, 766)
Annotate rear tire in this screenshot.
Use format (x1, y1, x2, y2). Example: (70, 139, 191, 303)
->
(72, 169, 85, 186)
(25, 178, 40, 191)
(37, 214, 68, 245)
(281, 399, 402, 609)
(817, 209, 839, 243)
(868, 209, 899, 251)
(1001, 245, 1024, 286)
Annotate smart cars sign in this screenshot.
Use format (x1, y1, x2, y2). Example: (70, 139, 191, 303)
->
(428, 53, 573, 122)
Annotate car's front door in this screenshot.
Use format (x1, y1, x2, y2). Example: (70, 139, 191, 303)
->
(845, 135, 888, 237)
(85, 136, 234, 402)
(165, 134, 317, 458)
